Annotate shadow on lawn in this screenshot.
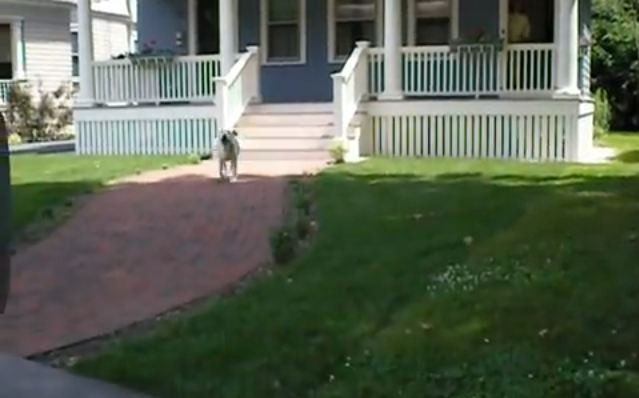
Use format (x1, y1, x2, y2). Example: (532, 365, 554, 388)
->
(61, 164, 639, 398)
(617, 150, 639, 164)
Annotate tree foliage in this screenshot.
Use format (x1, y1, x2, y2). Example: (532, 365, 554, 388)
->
(592, 0, 639, 130)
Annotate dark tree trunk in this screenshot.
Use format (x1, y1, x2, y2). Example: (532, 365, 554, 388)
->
(0, 113, 11, 313)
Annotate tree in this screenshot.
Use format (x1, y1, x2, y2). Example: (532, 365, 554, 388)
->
(592, 0, 639, 130)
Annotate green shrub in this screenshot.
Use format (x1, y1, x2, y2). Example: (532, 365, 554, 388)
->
(270, 227, 297, 265)
(187, 153, 201, 165)
(5, 82, 73, 142)
(295, 212, 311, 241)
(7, 133, 22, 146)
(592, 0, 639, 130)
(594, 89, 612, 137)
(330, 142, 347, 164)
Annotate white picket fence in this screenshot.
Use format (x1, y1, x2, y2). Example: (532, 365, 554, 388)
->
(75, 104, 218, 155)
(363, 100, 592, 162)
(92, 55, 221, 104)
(368, 43, 555, 97)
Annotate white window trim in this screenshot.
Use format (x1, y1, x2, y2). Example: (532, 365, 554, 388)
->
(70, 26, 80, 82)
(407, 0, 459, 46)
(260, 0, 307, 65)
(327, 0, 382, 63)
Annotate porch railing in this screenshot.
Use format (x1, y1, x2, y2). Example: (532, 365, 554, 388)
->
(332, 41, 370, 142)
(216, 47, 260, 130)
(368, 43, 555, 97)
(92, 54, 221, 105)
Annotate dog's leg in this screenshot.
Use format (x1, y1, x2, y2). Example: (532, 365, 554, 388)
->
(231, 158, 238, 182)
(219, 159, 226, 181)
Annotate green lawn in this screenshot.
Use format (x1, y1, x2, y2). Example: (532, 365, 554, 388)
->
(74, 134, 639, 398)
(10, 155, 188, 235)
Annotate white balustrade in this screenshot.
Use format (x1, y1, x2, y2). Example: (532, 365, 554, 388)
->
(369, 43, 556, 97)
(92, 55, 221, 104)
(216, 47, 261, 130)
(333, 42, 370, 141)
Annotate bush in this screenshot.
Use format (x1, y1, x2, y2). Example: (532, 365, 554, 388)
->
(295, 212, 311, 241)
(270, 227, 297, 265)
(594, 89, 612, 137)
(330, 142, 347, 164)
(5, 82, 73, 143)
(7, 134, 22, 146)
(592, 0, 639, 130)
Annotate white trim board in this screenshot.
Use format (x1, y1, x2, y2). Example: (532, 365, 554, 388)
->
(260, 0, 307, 65)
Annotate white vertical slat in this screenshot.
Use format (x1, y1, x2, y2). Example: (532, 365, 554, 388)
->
(496, 115, 503, 159)
(525, 115, 534, 160)
(471, 115, 479, 158)
(488, 116, 495, 158)
(481, 114, 488, 157)
(504, 116, 512, 158)
(548, 116, 557, 161)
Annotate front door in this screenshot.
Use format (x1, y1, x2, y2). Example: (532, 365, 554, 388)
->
(198, 0, 220, 54)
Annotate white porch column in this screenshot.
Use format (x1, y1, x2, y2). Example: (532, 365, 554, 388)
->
(380, 0, 403, 100)
(77, 0, 95, 106)
(10, 20, 25, 80)
(219, 0, 236, 74)
(187, 0, 198, 55)
(554, 0, 580, 97)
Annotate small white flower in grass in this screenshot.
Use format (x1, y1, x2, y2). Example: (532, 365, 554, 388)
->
(420, 322, 432, 331)
(329, 374, 335, 382)
(405, 329, 413, 335)
(412, 213, 424, 221)
(286, 278, 294, 284)
(272, 380, 281, 389)
(620, 360, 627, 368)
(611, 329, 618, 335)
(484, 338, 490, 344)
(463, 236, 474, 246)
(588, 351, 594, 357)
(528, 373, 534, 379)
(538, 329, 549, 337)
(588, 370, 595, 377)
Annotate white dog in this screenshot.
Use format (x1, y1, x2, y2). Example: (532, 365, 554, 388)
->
(217, 129, 241, 182)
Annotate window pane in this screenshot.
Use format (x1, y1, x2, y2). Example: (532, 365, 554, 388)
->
(268, 25, 299, 61)
(72, 56, 79, 77)
(269, 0, 298, 22)
(336, 21, 375, 57)
(416, 0, 450, 19)
(335, 0, 375, 21)
(71, 32, 79, 54)
(416, 19, 450, 45)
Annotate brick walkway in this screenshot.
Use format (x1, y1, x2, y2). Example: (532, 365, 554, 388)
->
(0, 160, 327, 357)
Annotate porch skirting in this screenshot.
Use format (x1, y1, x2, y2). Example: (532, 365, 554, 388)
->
(362, 99, 594, 162)
(74, 104, 219, 156)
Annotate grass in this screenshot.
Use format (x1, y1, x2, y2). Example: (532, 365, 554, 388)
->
(73, 133, 639, 397)
(9, 155, 187, 236)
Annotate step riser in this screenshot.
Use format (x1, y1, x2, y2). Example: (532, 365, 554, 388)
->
(238, 114, 334, 127)
(241, 138, 333, 151)
(240, 151, 331, 161)
(237, 126, 334, 139)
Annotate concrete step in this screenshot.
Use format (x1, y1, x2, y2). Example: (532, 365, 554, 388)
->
(241, 137, 333, 151)
(245, 102, 333, 114)
(237, 113, 334, 127)
(237, 125, 335, 139)
(240, 149, 331, 161)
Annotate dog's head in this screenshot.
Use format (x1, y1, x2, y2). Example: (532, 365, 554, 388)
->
(220, 130, 238, 145)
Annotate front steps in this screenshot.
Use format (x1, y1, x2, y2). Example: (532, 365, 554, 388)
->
(236, 103, 335, 161)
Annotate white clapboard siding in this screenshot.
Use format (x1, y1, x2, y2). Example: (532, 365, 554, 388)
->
(0, 3, 74, 92)
(365, 100, 585, 162)
(75, 104, 218, 155)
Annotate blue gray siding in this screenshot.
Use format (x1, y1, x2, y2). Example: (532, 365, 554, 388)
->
(137, 0, 188, 54)
(239, 0, 342, 103)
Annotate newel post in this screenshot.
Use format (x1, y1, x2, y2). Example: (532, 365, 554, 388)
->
(246, 46, 261, 103)
(215, 78, 230, 131)
(77, 0, 95, 106)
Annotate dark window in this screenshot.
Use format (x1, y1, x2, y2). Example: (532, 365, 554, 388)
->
(266, 0, 302, 62)
(334, 0, 376, 59)
(415, 0, 451, 45)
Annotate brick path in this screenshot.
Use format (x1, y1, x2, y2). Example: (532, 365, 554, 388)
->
(0, 160, 327, 357)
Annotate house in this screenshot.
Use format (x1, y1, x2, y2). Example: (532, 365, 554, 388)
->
(0, 0, 136, 107)
(74, 0, 594, 162)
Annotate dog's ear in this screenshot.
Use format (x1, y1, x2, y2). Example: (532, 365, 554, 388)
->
(232, 130, 238, 136)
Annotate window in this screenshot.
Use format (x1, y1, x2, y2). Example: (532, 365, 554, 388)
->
(262, 0, 305, 64)
(508, 0, 553, 44)
(330, 0, 378, 61)
(71, 31, 79, 79)
(413, 0, 454, 45)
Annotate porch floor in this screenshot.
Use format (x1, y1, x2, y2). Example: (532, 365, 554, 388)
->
(0, 160, 328, 357)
